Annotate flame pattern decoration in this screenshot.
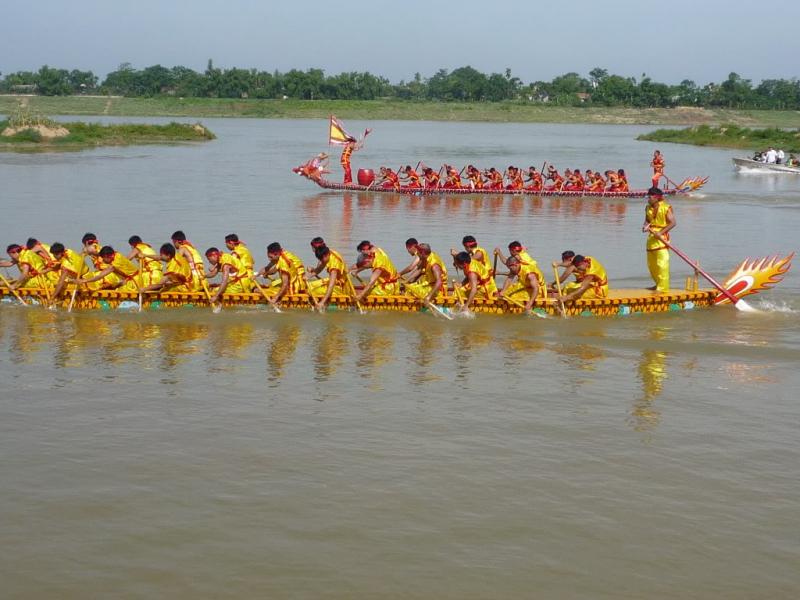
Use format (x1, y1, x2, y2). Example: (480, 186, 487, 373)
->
(715, 253, 794, 304)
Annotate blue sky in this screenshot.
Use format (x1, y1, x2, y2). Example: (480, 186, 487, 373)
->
(3, 0, 799, 85)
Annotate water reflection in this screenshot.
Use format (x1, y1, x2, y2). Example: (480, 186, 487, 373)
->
(266, 323, 302, 384)
(407, 324, 445, 385)
(629, 327, 670, 433)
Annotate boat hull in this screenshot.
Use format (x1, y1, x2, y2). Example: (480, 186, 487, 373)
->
(300, 177, 688, 197)
(1, 286, 718, 318)
(732, 157, 800, 174)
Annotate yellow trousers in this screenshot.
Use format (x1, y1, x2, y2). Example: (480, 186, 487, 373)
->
(308, 277, 346, 297)
(647, 248, 670, 292)
(564, 282, 604, 299)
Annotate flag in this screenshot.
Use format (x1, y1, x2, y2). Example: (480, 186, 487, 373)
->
(328, 115, 355, 146)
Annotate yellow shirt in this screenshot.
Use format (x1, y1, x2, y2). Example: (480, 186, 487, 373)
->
(574, 256, 609, 298)
(372, 247, 398, 284)
(422, 252, 448, 287)
(165, 255, 194, 289)
(325, 249, 348, 285)
(517, 251, 545, 288)
(646, 200, 673, 251)
(58, 249, 87, 278)
(275, 250, 306, 292)
(231, 243, 254, 272)
(110, 253, 139, 279)
(464, 258, 498, 295)
(180, 242, 205, 275)
(18, 248, 47, 275)
(135, 243, 163, 275)
(472, 245, 491, 271)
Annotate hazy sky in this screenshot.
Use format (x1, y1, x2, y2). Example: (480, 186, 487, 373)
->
(3, 0, 799, 85)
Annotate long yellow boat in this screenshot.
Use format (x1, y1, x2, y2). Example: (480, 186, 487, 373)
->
(0, 253, 792, 317)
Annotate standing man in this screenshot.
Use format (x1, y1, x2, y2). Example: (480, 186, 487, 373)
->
(340, 138, 357, 184)
(642, 186, 676, 293)
(650, 150, 665, 187)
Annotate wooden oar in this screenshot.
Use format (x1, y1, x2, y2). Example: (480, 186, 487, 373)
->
(197, 269, 221, 314)
(423, 299, 453, 320)
(0, 271, 27, 306)
(252, 277, 282, 313)
(656, 237, 757, 312)
(551, 264, 567, 318)
(345, 274, 365, 315)
(37, 274, 54, 309)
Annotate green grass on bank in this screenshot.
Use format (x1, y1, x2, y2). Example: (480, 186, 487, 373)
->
(3, 95, 800, 127)
(637, 124, 800, 152)
(0, 119, 215, 151)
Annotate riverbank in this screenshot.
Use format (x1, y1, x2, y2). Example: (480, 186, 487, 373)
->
(0, 119, 215, 151)
(637, 124, 800, 152)
(3, 95, 800, 126)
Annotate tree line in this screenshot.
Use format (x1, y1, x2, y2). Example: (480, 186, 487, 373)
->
(2, 62, 800, 109)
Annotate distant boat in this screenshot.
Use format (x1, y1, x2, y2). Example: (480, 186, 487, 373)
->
(732, 157, 800, 174)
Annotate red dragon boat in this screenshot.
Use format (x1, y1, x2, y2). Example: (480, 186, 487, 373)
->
(293, 116, 709, 197)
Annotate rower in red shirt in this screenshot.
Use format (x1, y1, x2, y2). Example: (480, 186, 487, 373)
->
(400, 165, 422, 188)
(377, 166, 401, 191)
(505, 166, 524, 190)
(466, 165, 484, 190)
(442, 165, 462, 189)
(485, 167, 504, 190)
(423, 167, 440, 188)
(525, 166, 543, 191)
(545, 166, 564, 191)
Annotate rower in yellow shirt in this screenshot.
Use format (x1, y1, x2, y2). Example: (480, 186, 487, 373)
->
(81, 232, 121, 290)
(204, 247, 253, 300)
(559, 254, 609, 301)
(307, 244, 349, 311)
(171, 230, 207, 286)
(127, 235, 163, 287)
(142, 244, 195, 293)
(2, 243, 45, 290)
(406, 243, 449, 305)
(642, 186, 676, 293)
(49, 242, 88, 299)
(398, 237, 422, 282)
(25, 238, 60, 285)
(352, 240, 400, 301)
(451, 235, 491, 272)
(225, 233, 254, 274)
(78, 246, 142, 291)
(453, 250, 498, 312)
(259, 242, 307, 306)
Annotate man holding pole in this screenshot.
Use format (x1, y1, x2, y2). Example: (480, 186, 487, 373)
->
(642, 186, 676, 293)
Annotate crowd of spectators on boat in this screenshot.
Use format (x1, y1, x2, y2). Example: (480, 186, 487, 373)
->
(752, 147, 798, 166)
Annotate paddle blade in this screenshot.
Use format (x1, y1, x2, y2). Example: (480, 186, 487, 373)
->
(733, 298, 759, 313)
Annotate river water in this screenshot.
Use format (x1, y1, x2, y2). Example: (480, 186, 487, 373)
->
(1, 118, 799, 598)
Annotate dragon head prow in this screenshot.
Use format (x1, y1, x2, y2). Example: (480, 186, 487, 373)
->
(677, 176, 709, 192)
(714, 253, 794, 305)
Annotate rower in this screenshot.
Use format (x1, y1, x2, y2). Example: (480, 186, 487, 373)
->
(453, 251, 497, 311)
(422, 167, 440, 188)
(352, 240, 400, 301)
(127, 235, 163, 287)
(261, 242, 307, 306)
(558, 254, 609, 302)
(616, 169, 629, 192)
(400, 165, 422, 188)
(466, 165, 484, 190)
(4, 241, 51, 290)
(587, 171, 605, 192)
(25, 238, 58, 283)
(605, 170, 619, 191)
(495, 241, 544, 287)
(525, 166, 543, 191)
(485, 167, 504, 190)
(225, 233, 255, 274)
(398, 237, 423, 282)
(377, 166, 401, 191)
(442, 164, 462, 189)
(406, 243, 448, 305)
(204, 247, 253, 301)
(451, 235, 490, 272)
(505, 166, 523, 190)
(306, 236, 329, 278)
(545, 165, 564, 191)
(171, 230, 206, 288)
(497, 255, 543, 314)
(308, 245, 349, 311)
(642, 186, 676, 293)
(50, 242, 88, 299)
(78, 245, 142, 291)
(142, 243, 194, 293)
(549, 250, 577, 291)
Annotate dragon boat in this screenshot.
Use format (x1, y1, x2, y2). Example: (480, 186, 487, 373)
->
(293, 168, 709, 198)
(1, 255, 791, 317)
